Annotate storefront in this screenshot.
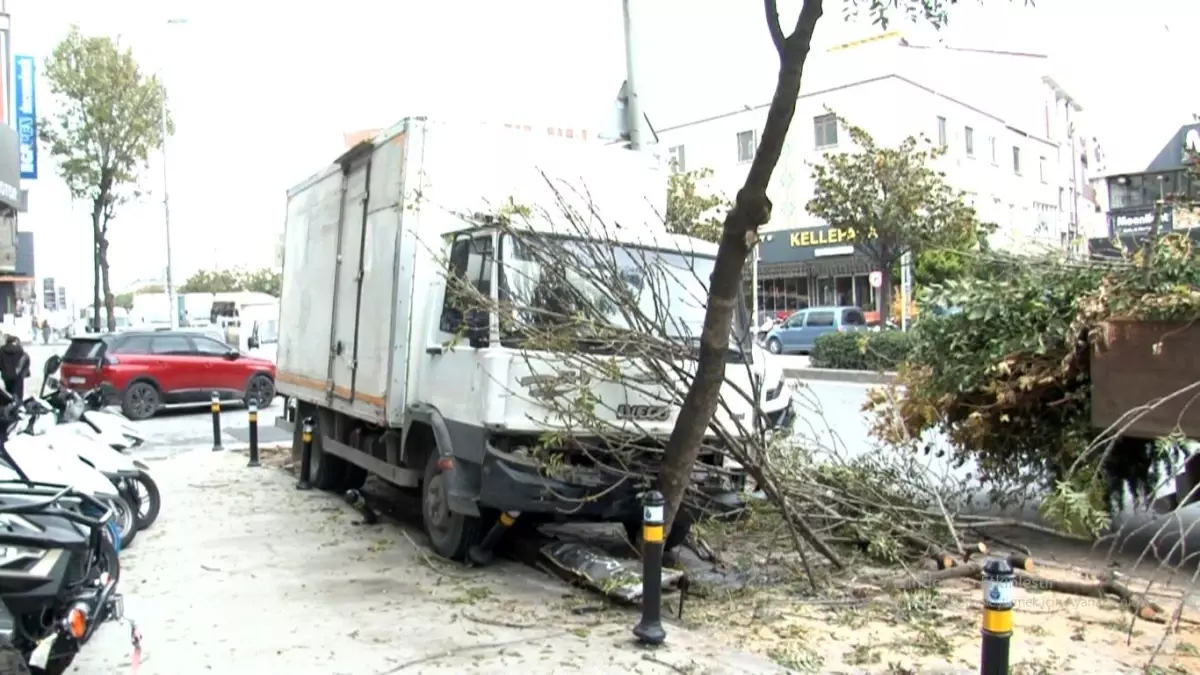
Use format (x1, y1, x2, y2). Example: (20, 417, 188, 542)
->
(0, 123, 30, 323)
(1092, 121, 1200, 259)
(746, 225, 878, 319)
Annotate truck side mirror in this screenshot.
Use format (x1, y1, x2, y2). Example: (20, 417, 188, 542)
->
(247, 336, 260, 349)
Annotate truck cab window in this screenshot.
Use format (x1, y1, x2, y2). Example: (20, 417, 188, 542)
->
(439, 234, 494, 336)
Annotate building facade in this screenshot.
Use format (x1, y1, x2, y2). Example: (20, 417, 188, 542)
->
(1090, 123, 1200, 257)
(657, 34, 1104, 317)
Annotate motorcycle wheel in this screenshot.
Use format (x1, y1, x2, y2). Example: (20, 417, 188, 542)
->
(95, 530, 121, 586)
(122, 471, 161, 530)
(108, 497, 137, 550)
(0, 646, 29, 675)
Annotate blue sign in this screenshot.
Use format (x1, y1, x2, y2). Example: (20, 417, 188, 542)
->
(14, 55, 37, 180)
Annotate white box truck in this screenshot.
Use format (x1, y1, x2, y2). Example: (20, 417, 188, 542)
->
(275, 117, 792, 561)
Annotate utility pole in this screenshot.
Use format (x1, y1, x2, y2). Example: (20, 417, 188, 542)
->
(621, 0, 645, 151)
(162, 17, 187, 329)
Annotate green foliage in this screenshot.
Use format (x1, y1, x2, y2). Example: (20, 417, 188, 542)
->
(179, 268, 281, 296)
(39, 25, 170, 332)
(865, 233, 1200, 518)
(665, 169, 729, 244)
(240, 268, 282, 297)
(810, 330, 912, 371)
(806, 118, 993, 324)
(113, 284, 164, 311)
(39, 25, 168, 205)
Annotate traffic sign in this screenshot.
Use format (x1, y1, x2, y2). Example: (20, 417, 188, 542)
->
(868, 271, 883, 288)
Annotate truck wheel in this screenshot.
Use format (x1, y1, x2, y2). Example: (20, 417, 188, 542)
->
(0, 646, 29, 675)
(340, 465, 368, 491)
(421, 453, 481, 560)
(623, 510, 694, 553)
(292, 414, 345, 491)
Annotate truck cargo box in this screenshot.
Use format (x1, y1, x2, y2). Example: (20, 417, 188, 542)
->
(275, 117, 666, 427)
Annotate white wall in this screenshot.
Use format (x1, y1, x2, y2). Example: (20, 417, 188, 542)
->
(660, 74, 1062, 254)
(658, 36, 1112, 257)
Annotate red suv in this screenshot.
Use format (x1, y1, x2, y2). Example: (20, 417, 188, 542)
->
(60, 330, 277, 420)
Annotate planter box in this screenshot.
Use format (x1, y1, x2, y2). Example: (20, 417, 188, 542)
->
(1091, 319, 1200, 439)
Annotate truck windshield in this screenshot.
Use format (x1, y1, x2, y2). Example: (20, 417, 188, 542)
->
(499, 233, 720, 344)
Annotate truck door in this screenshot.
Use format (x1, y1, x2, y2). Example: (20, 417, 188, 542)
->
(422, 232, 497, 423)
(326, 157, 372, 405)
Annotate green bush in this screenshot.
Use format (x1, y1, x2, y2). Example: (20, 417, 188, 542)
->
(809, 330, 912, 371)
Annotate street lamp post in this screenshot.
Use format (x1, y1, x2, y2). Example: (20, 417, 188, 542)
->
(161, 17, 187, 329)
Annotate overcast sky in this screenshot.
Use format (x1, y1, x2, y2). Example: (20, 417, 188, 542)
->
(10, 0, 1196, 300)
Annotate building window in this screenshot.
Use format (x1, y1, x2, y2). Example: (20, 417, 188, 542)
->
(1012, 146, 1021, 175)
(736, 130, 757, 163)
(1039, 156, 1047, 183)
(1058, 187, 1064, 211)
(989, 136, 997, 165)
(936, 116, 947, 147)
(964, 127, 975, 157)
(668, 145, 686, 173)
(813, 114, 838, 149)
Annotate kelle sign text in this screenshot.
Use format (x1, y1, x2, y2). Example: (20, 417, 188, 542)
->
(788, 226, 876, 248)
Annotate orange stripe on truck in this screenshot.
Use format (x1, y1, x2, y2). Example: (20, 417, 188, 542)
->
(276, 371, 386, 408)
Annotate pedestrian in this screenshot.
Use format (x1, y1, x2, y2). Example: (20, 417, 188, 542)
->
(41, 318, 51, 345)
(0, 335, 30, 403)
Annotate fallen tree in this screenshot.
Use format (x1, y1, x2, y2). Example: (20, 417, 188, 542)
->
(865, 233, 1200, 532)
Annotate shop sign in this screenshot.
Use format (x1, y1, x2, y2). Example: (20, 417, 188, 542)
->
(787, 226, 876, 248)
(1110, 207, 1173, 236)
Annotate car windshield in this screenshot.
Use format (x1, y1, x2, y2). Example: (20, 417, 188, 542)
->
(499, 233, 740, 346)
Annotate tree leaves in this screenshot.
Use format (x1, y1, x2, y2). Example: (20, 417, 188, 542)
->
(179, 268, 282, 297)
(806, 115, 993, 321)
(38, 25, 168, 208)
(664, 169, 729, 244)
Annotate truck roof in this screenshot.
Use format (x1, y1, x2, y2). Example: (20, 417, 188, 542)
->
(290, 116, 713, 259)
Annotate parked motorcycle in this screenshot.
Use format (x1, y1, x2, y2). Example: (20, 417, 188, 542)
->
(32, 357, 160, 532)
(0, 406, 123, 675)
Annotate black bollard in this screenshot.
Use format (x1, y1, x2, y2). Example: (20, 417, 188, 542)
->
(633, 491, 667, 646)
(296, 417, 314, 490)
(980, 556, 1016, 675)
(210, 392, 223, 452)
(467, 510, 521, 566)
(246, 398, 260, 467)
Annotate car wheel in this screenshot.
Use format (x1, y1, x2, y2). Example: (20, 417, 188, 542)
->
(767, 337, 783, 354)
(244, 374, 275, 407)
(121, 382, 160, 421)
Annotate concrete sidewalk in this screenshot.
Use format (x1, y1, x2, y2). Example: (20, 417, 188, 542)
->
(69, 449, 788, 675)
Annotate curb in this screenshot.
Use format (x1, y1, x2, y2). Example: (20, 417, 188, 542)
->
(141, 442, 291, 462)
(782, 367, 897, 385)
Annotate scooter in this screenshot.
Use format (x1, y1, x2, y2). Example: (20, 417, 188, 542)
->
(34, 357, 161, 532)
(54, 385, 145, 452)
(2, 429, 138, 552)
(0, 403, 123, 675)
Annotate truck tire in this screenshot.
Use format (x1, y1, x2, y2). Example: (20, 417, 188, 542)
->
(421, 453, 481, 560)
(292, 413, 345, 491)
(340, 465, 368, 492)
(0, 647, 29, 675)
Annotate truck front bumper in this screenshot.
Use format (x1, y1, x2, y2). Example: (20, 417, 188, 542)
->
(472, 443, 742, 522)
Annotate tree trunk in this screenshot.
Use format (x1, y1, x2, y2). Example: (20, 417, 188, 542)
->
(91, 205, 103, 332)
(99, 236, 114, 332)
(658, 0, 824, 534)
